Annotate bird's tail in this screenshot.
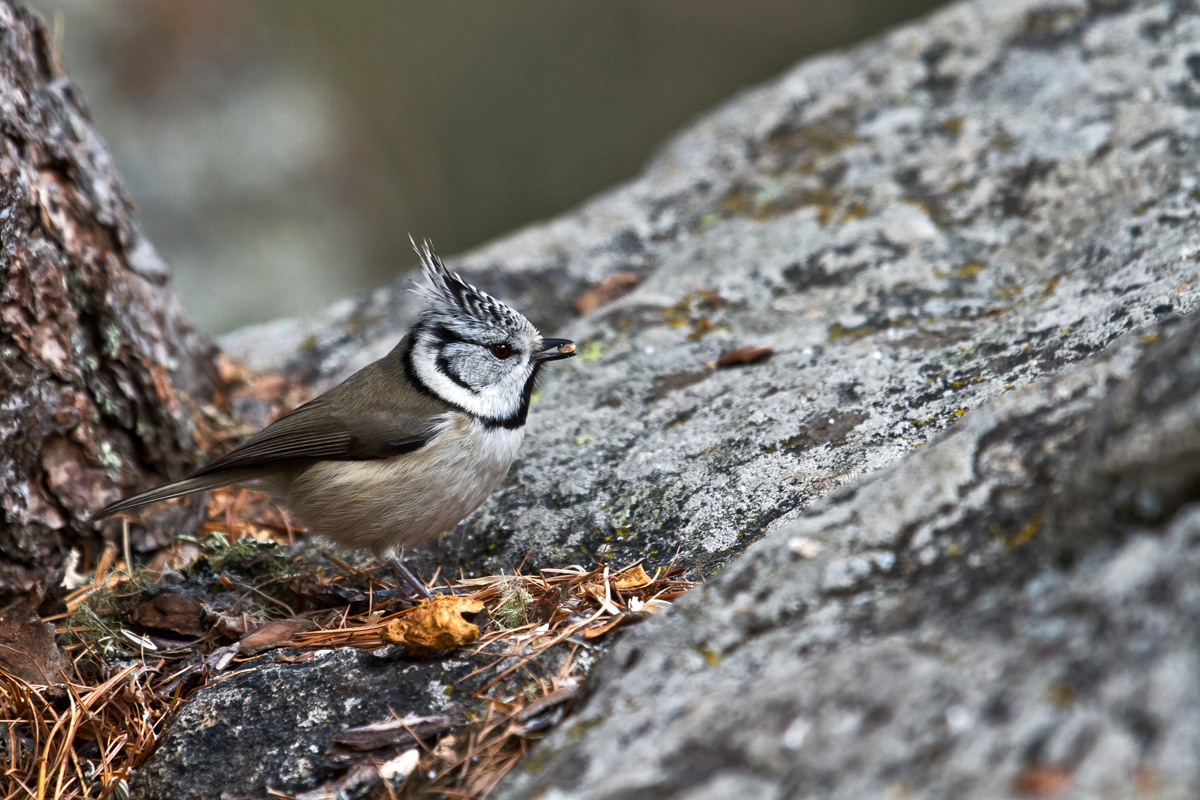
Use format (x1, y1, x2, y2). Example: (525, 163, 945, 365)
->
(90, 474, 239, 521)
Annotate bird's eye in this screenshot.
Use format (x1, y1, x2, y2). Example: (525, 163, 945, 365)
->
(492, 343, 511, 359)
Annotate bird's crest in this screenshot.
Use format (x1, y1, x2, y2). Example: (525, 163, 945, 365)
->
(409, 237, 530, 336)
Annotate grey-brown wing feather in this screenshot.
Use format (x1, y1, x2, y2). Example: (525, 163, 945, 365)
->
(91, 333, 447, 520)
(191, 398, 432, 477)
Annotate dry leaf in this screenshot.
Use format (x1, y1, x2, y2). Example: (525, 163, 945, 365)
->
(134, 592, 206, 637)
(582, 615, 626, 640)
(612, 564, 652, 590)
(716, 346, 774, 368)
(573, 272, 640, 314)
(239, 619, 318, 655)
(581, 581, 621, 615)
(0, 606, 74, 684)
(383, 595, 484, 657)
(1014, 765, 1072, 796)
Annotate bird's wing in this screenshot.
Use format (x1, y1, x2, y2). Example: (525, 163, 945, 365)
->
(192, 398, 435, 478)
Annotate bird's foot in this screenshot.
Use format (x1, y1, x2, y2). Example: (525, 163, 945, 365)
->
(379, 558, 456, 604)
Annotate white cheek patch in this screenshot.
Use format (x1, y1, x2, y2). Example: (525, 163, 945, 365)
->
(412, 340, 528, 422)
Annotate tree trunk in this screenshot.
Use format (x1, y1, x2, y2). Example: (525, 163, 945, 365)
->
(0, 3, 217, 600)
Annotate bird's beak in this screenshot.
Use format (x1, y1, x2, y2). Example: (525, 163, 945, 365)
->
(533, 338, 576, 363)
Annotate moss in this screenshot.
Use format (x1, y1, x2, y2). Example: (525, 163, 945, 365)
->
(183, 532, 292, 584)
(720, 181, 872, 226)
(1046, 680, 1077, 709)
(1019, 5, 1084, 42)
(103, 324, 123, 359)
(764, 107, 859, 164)
(991, 130, 1015, 152)
(665, 410, 694, 429)
(492, 585, 535, 630)
(64, 569, 158, 660)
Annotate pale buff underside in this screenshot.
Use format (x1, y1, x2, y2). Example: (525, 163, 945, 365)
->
(278, 412, 524, 557)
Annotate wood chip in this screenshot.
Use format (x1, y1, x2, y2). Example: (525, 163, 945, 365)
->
(715, 346, 774, 368)
(573, 272, 640, 314)
(383, 595, 485, 657)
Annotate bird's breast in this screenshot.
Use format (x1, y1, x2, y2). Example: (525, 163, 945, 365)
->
(285, 414, 525, 555)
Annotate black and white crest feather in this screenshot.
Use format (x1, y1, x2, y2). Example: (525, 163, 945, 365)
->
(404, 237, 546, 427)
(410, 237, 529, 338)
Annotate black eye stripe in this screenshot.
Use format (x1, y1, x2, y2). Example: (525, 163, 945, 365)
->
(430, 323, 519, 354)
(436, 353, 477, 393)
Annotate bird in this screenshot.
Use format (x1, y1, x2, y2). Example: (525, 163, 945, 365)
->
(92, 239, 576, 595)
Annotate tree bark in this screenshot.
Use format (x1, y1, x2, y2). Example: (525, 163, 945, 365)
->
(0, 3, 217, 600)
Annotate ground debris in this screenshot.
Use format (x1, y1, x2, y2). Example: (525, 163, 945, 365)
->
(383, 595, 485, 657)
(0, 605, 74, 684)
(2, 461, 696, 799)
(573, 272, 640, 314)
(713, 345, 775, 368)
(239, 618, 318, 654)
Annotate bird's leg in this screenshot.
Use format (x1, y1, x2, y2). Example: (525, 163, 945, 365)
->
(370, 549, 457, 603)
(389, 557, 433, 601)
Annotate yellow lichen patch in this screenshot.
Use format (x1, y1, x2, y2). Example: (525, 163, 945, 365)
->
(579, 340, 605, 361)
(1046, 680, 1077, 709)
(939, 116, 965, 135)
(935, 262, 985, 279)
(1002, 514, 1043, 550)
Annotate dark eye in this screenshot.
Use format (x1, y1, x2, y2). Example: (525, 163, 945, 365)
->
(492, 343, 511, 359)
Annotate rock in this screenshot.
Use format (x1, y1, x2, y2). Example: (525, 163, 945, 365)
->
(152, 0, 1200, 795)
(224, 0, 1200, 584)
(130, 648, 485, 799)
(494, 306, 1200, 800)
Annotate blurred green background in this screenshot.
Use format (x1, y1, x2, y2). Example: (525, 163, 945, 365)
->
(31, 0, 948, 334)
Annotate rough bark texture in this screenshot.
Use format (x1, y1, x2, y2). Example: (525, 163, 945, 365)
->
(0, 3, 216, 598)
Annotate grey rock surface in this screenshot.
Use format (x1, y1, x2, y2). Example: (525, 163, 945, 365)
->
(225, 0, 1200, 583)
(130, 643, 562, 800)
(131, 648, 475, 799)
(496, 304, 1200, 800)
(174, 0, 1200, 795)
